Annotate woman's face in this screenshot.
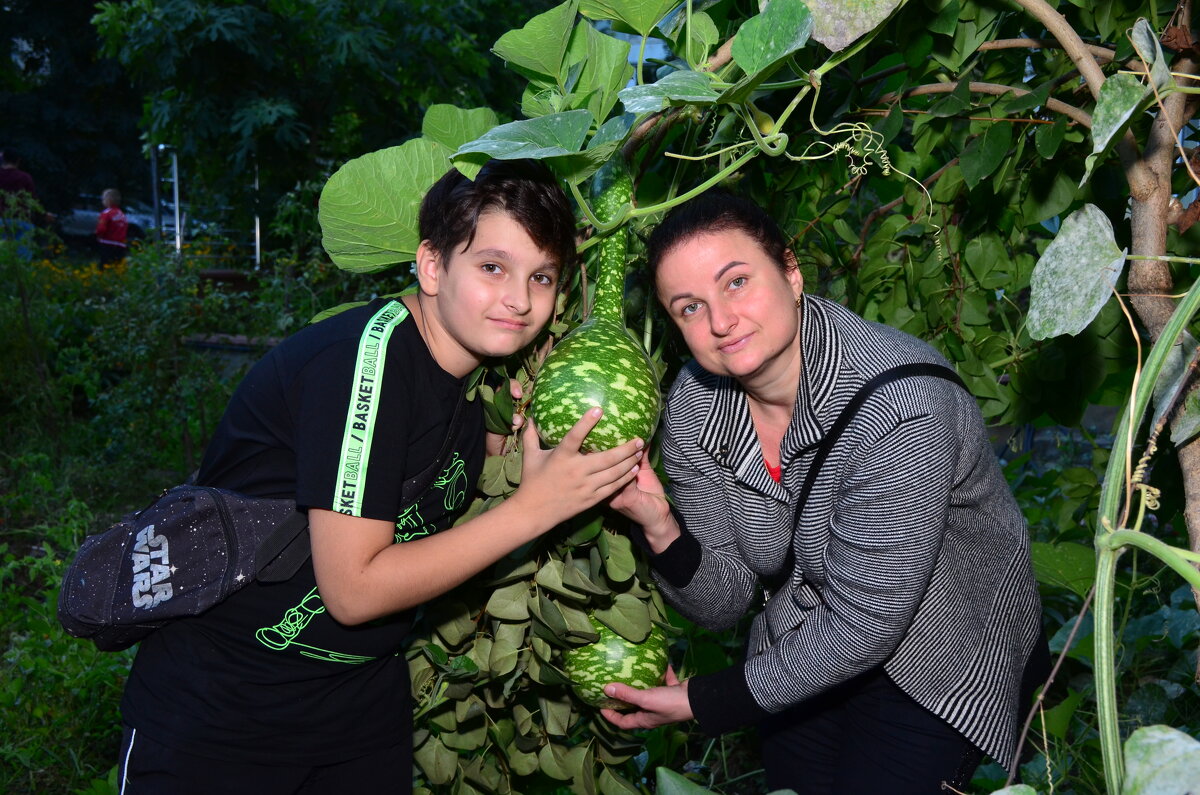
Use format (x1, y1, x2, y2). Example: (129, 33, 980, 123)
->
(656, 228, 802, 383)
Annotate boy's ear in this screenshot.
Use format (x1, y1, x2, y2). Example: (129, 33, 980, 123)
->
(415, 240, 441, 296)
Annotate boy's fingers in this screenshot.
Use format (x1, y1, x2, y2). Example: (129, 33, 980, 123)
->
(557, 406, 604, 450)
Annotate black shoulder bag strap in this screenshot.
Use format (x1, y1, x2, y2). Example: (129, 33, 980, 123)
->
(764, 362, 966, 596)
(796, 362, 966, 510)
(256, 381, 472, 583)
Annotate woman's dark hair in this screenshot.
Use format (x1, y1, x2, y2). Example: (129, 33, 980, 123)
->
(419, 159, 576, 270)
(645, 190, 790, 293)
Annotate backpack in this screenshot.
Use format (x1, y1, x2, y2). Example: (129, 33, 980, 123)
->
(58, 373, 472, 652)
(57, 486, 310, 651)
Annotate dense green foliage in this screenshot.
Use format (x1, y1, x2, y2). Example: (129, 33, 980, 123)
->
(90, 0, 557, 239)
(0, 0, 146, 214)
(0, 232, 400, 793)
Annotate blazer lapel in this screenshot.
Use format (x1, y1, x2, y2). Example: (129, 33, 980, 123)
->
(697, 376, 790, 503)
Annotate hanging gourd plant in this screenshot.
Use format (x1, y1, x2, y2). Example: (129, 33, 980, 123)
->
(529, 163, 662, 452)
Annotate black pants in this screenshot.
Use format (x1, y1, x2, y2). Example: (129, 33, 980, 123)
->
(98, 240, 126, 265)
(760, 669, 983, 795)
(117, 725, 413, 794)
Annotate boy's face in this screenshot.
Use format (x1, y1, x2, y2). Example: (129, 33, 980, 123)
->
(415, 209, 562, 373)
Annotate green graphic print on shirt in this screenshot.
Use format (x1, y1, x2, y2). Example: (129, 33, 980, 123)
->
(395, 452, 469, 542)
(255, 453, 473, 662)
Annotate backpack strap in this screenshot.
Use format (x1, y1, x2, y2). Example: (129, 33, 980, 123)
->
(763, 362, 966, 597)
(256, 378, 472, 583)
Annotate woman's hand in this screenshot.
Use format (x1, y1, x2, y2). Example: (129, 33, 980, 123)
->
(514, 408, 643, 528)
(608, 466, 681, 554)
(600, 666, 693, 730)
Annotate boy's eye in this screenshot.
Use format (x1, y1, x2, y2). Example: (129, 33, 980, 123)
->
(482, 262, 502, 274)
(531, 272, 555, 286)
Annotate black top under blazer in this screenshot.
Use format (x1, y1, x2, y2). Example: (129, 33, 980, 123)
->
(649, 294, 1044, 766)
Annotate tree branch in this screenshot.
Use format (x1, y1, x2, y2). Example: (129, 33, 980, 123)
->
(878, 81, 1093, 128)
(1008, 0, 1153, 197)
(979, 37, 1118, 63)
(1007, 0, 1109, 100)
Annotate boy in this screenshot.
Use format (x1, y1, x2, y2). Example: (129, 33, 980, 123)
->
(116, 159, 645, 793)
(95, 188, 128, 265)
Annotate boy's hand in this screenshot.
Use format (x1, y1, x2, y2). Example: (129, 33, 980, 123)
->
(516, 407, 642, 528)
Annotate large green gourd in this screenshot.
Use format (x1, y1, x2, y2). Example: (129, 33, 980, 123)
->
(562, 615, 669, 709)
(530, 167, 662, 452)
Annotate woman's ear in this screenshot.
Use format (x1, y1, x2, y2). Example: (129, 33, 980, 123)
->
(784, 249, 804, 297)
(415, 240, 441, 296)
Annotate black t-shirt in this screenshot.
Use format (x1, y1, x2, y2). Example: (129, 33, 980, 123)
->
(120, 298, 485, 765)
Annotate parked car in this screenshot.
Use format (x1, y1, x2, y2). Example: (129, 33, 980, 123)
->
(56, 195, 215, 243)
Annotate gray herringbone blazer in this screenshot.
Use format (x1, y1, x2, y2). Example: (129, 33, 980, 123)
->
(654, 295, 1043, 766)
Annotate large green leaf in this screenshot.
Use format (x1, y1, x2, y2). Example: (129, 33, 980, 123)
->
(579, 0, 680, 37)
(1022, 169, 1078, 225)
(960, 123, 1012, 190)
(544, 114, 633, 186)
(1122, 725, 1200, 794)
(730, 0, 813, 80)
(593, 592, 652, 642)
(492, 0, 579, 82)
(619, 69, 721, 115)
(1030, 541, 1095, 599)
(454, 110, 594, 161)
(656, 767, 716, 794)
(665, 10, 720, 68)
(318, 138, 452, 272)
(569, 21, 633, 123)
(421, 105, 501, 153)
(808, 0, 904, 52)
(1027, 204, 1126, 340)
(1081, 72, 1148, 186)
(1041, 689, 1084, 740)
(1130, 17, 1171, 92)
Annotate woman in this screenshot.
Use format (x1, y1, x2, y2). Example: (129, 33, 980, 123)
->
(607, 191, 1048, 793)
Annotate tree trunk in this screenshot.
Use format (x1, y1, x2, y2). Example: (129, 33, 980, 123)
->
(1126, 56, 1200, 679)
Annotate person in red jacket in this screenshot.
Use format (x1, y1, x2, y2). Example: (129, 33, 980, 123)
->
(95, 188, 128, 265)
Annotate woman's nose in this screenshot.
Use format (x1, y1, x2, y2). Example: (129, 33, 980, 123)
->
(708, 303, 736, 335)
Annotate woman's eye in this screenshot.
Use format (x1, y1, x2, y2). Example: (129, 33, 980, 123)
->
(681, 302, 701, 317)
(729, 276, 747, 289)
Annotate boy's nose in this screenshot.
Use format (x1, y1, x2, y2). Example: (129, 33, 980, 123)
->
(504, 286, 531, 314)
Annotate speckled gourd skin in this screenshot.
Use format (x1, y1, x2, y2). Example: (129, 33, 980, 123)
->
(562, 616, 669, 709)
(530, 168, 662, 452)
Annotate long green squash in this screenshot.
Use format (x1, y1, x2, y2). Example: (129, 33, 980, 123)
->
(530, 167, 662, 452)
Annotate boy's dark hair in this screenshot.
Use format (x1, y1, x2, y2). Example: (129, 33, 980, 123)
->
(419, 159, 576, 270)
(1, 149, 21, 167)
(645, 189, 790, 294)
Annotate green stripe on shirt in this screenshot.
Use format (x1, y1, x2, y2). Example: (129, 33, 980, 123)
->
(335, 300, 409, 516)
